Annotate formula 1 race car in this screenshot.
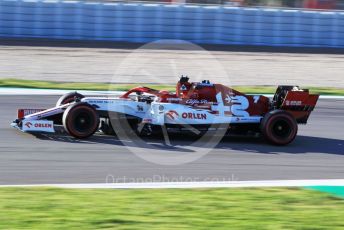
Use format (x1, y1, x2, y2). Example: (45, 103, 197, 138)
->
(11, 76, 319, 145)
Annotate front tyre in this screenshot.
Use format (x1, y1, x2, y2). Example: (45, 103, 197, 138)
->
(63, 102, 99, 139)
(261, 110, 298, 145)
(56, 92, 84, 107)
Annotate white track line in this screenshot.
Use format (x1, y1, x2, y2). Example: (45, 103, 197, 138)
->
(0, 88, 343, 99)
(1, 179, 344, 189)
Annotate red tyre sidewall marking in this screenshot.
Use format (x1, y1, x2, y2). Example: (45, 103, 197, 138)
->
(66, 105, 99, 138)
(265, 114, 297, 145)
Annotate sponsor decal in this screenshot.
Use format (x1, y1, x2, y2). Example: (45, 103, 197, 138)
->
(159, 105, 165, 111)
(253, 95, 261, 104)
(137, 105, 144, 112)
(17, 109, 45, 119)
(25, 122, 33, 128)
(22, 120, 54, 133)
(197, 82, 213, 87)
(180, 84, 187, 91)
(167, 98, 182, 102)
(235, 117, 261, 122)
(224, 95, 249, 116)
(34, 123, 52, 128)
(182, 112, 207, 120)
(142, 118, 153, 123)
(166, 110, 179, 120)
(185, 99, 209, 105)
(88, 100, 114, 104)
(286, 100, 302, 106)
(23, 109, 45, 116)
(212, 93, 250, 117)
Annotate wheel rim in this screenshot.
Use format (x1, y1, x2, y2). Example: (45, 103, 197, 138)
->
(73, 110, 94, 133)
(272, 119, 292, 138)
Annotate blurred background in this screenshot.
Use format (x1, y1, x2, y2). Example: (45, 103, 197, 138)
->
(1, 0, 344, 86)
(75, 0, 344, 10)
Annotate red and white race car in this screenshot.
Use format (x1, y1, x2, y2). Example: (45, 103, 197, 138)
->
(11, 76, 319, 145)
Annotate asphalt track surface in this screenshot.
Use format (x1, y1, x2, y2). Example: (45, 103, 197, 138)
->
(0, 95, 343, 185)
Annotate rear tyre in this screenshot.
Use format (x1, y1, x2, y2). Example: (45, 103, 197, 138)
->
(63, 102, 99, 139)
(260, 110, 298, 145)
(56, 92, 84, 107)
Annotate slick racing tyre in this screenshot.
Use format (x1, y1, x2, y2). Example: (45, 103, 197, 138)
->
(56, 92, 84, 106)
(63, 102, 99, 139)
(260, 110, 298, 145)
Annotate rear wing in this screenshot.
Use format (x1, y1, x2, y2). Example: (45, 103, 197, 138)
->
(272, 86, 319, 124)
